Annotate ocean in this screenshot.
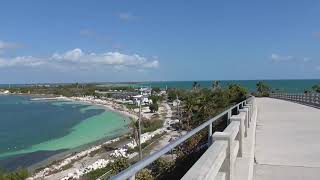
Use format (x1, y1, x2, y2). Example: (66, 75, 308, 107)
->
(0, 79, 319, 170)
(1, 79, 319, 93)
(137, 79, 320, 92)
(0, 95, 129, 170)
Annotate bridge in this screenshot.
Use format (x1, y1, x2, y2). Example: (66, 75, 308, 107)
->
(110, 93, 320, 180)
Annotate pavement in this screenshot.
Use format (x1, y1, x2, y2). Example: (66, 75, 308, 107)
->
(254, 98, 320, 180)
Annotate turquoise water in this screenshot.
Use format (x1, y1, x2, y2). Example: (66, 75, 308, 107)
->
(0, 95, 129, 169)
(1, 79, 319, 92)
(138, 79, 320, 92)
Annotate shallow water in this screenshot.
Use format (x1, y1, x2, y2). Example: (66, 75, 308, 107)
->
(0, 95, 129, 170)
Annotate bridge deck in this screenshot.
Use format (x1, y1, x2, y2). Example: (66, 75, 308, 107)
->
(254, 98, 320, 180)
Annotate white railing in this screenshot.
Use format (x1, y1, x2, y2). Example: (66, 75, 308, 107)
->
(109, 97, 254, 180)
(182, 98, 255, 180)
(270, 92, 320, 107)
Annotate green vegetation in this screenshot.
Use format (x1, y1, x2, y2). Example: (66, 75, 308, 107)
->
(141, 119, 163, 133)
(61, 163, 73, 171)
(149, 95, 161, 112)
(136, 169, 154, 180)
(129, 117, 163, 137)
(151, 157, 174, 176)
(110, 157, 130, 175)
(168, 83, 248, 130)
(0, 169, 29, 180)
(6, 83, 137, 97)
(127, 132, 165, 154)
(312, 84, 320, 93)
(82, 166, 111, 180)
(126, 104, 138, 110)
(255, 81, 271, 97)
(132, 82, 248, 179)
(152, 87, 161, 94)
(149, 103, 159, 113)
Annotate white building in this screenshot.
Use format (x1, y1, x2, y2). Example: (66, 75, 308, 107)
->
(132, 95, 152, 106)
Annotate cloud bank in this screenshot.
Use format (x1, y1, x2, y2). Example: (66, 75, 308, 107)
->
(118, 12, 137, 21)
(271, 53, 310, 63)
(0, 48, 159, 72)
(0, 40, 21, 50)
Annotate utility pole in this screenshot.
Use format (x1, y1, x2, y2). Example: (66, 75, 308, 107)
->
(176, 95, 181, 127)
(138, 95, 143, 160)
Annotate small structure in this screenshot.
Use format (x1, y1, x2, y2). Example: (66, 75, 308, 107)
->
(132, 95, 152, 106)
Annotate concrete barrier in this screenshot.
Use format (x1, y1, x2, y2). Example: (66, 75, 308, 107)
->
(182, 98, 255, 180)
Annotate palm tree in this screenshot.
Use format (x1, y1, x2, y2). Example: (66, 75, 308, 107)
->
(192, 81, 198, 91)
(212, 81, 221, 92)
(129, 118, 140, 149)
(183, 95, 198, 130)
(256, 81, 270, 96)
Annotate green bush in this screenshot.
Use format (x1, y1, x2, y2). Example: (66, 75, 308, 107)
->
(110, 157, 130, 175)
(0, 169, 29, 180)
(149, 103, 159, 113)
(82, 165, 111, 180)
(312, 84, 320, 93)
(136, 169, 154, 180)
(256, 81, 271, 97)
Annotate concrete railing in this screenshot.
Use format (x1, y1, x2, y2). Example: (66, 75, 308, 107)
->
(270, 92, 320, 107)
(182, 98, 255, 180)
(110, 97, 255, 180)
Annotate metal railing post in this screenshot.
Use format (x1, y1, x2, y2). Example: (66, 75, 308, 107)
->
(208, 123, 213, 146)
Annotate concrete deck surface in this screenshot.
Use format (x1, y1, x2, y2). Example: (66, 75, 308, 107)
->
(254, 98, 320, 180)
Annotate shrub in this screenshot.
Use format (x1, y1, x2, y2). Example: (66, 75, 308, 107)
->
(136, 169, 154, 180)
(149, 103, 159, 113)
(0, 169, 29, 180)
(110, 157, 130, 175)
(141, 119, 163, 133)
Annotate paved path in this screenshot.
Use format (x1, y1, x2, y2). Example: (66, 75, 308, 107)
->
(254, 98, 320, 180)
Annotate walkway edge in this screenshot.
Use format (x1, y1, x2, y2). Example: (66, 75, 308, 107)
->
(234, 102, 258, 180)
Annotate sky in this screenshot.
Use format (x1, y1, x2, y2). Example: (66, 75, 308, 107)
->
(0, 0, 320, 84)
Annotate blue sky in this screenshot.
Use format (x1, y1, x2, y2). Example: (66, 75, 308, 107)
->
(0, 0, 320, 83)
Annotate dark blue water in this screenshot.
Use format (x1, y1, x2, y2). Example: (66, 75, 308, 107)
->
(138, 79, 320, 92)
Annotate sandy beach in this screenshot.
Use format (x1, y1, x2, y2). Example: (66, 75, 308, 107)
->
(26, 96, 173, 180)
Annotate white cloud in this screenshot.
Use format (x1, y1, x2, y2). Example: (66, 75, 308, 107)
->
(271, 53, 294, 62)
(0, 48, 159, 71)
(271, 53, 310, 63)
(0, 40, 21, 49)
(142, 60, 159, 68)
(0, 56, 46, 67)
(118, 12, 137, 21)
(53, 48, 84, 61)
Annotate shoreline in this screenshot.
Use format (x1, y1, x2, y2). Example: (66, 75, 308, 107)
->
(1, 94, 172, 179)
(0, 94, 135, 176)
(68, 96, 139, 120)
(28, 99, 171, 180)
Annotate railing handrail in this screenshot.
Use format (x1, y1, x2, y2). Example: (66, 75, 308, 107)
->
(270, 92, 320, 107)
(110, 96, 254, 180)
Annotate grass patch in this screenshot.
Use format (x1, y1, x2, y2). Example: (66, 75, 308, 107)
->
(141, 119, 163, 133)
(61, 163, 73, 171)
(125, 104, 137, 110)
(127, 132, 166, 154)
(81, 165, 112, 180)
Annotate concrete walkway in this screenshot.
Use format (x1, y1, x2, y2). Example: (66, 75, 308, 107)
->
(254, 98, 320, 180)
